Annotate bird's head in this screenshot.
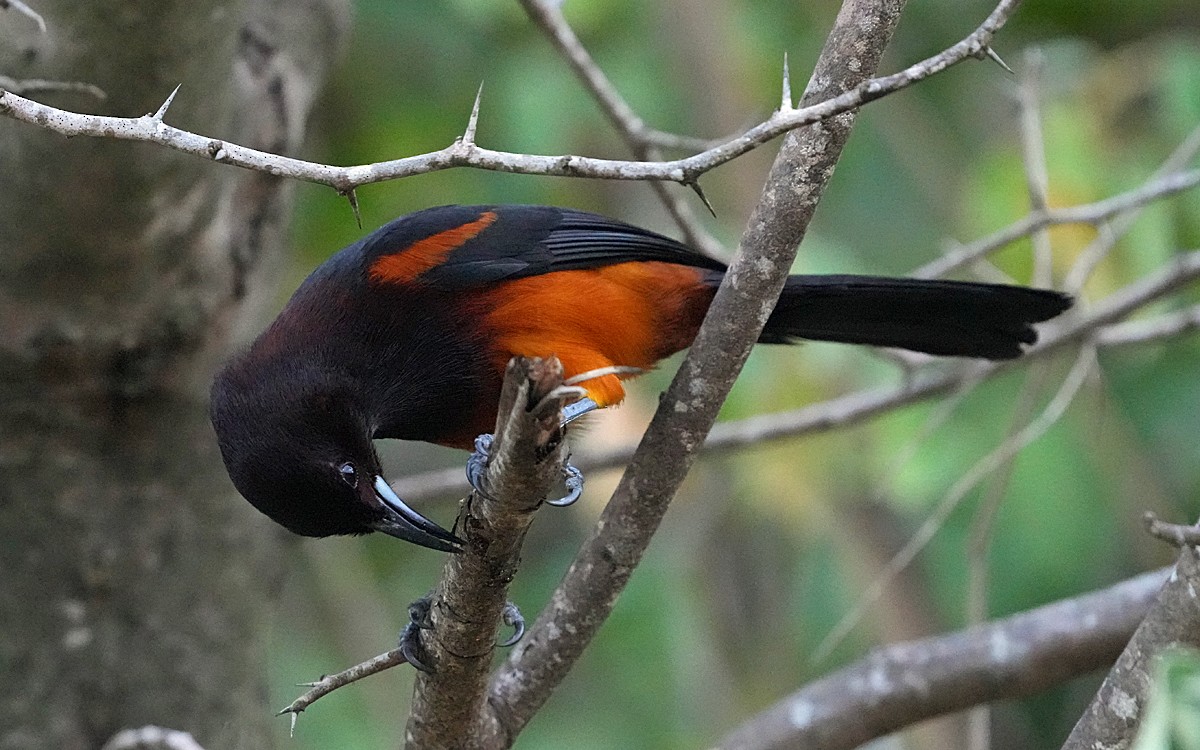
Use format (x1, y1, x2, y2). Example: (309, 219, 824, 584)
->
(209, 359, 462, 552)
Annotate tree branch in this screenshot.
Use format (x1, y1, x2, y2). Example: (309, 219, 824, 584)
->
(405, 357, 578, 749)
(276, 649, 409, 733)
(0, 0, 46, 33)
(0, 0, 1016, 193)
(917, 169, 1200, 280)
(1063, 529, 1200, 748)
(715, 568, 1169, 750)
(484, 0, 923, 738)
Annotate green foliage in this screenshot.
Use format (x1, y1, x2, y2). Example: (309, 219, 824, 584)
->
(1134, 649, 1200, 750)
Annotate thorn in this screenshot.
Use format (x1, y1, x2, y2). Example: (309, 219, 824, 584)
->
(152, 84, 181, 121)
(686, 179, 717, 218)
(289, 710, 298, 737)
(983, 46, 1014, 75)
(780, 52, 793, 111)
(462, 82, 483, 146)
(342, 188, 362, 229)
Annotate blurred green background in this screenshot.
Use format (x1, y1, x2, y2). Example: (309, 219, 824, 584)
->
(263, 0, 1200, 747)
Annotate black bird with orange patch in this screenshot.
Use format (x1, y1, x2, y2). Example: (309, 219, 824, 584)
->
(210, 204, 1070, 551)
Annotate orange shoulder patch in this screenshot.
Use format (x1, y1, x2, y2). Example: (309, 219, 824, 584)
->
(369, 211, 497, 284)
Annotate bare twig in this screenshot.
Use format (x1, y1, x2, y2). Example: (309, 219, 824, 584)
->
(517, 0, 724, 256)
(1017, 47, 1053, 288)
(0, 0, 46, 33)
(0, 76, 105, 99)
(1064, 124, 1200, 293)
(812, 346, 1096, 664)
(968, 52, 1054, 749)
(1063, 544, 1200, 749)
(277, 649, 409, 732)
(1142, 512, 1200, 548)
(485, 0, 920, 738)
(0, 0, 1018, 193)
(1097, 304, 1200, 346)
(716, 568, 1170, 750)
(406, 357, 577, 748)
(917, 169, 1200, 279)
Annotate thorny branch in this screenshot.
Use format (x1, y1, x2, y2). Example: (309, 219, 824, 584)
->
(276, 649, 410, 733)
(0, 0, 1018, 194)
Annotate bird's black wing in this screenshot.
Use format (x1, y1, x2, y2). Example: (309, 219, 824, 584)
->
(358, 204, 725, 290)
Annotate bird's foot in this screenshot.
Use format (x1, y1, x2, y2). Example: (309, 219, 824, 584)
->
(465, 432, 584, 507)
(398, 595, 435, 673)
(466, 433, 497, 501)
(546, 459, 583, 507)
(498, 601, 526, 647)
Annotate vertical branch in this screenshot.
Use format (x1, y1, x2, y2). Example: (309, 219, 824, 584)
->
(406, 357, 575, 748)
(1063, 540, 1200, 749)
(487, 0, 912, 740)
(966, 49, 1055, 750)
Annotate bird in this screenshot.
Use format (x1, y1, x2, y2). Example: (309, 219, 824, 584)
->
(210, 204, 1071, 553)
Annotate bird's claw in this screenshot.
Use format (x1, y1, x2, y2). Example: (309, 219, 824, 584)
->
(398, 596, 435, 673)
(546, 460, 583, 507)
(560, 397, 599, 426)
(466, 391, 588, 507)
(498, 601, 525, 647)
(466, 433, 496, 501)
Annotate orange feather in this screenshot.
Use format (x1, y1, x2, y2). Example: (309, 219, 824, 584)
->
(369, 211, 498, 284)
(471, 262, 713, 407)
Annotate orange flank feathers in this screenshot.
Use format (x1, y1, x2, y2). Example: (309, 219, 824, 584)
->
(474, 262, 713, 407)
(369, 211, 498, 284)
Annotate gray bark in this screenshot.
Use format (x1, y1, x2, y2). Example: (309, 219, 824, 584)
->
(0, 2, 348, 748)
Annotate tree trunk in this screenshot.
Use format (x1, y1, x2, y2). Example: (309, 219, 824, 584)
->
(0, 2, 348, 747)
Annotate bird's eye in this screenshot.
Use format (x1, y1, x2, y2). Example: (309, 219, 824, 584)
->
(338, 462, 358, 488)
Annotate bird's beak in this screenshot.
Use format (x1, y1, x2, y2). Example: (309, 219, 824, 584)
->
(370, 475, 464, 553)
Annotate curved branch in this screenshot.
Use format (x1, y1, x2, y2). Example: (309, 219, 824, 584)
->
(717, 569, 1169, 750)
(0, 0, 1017, 192)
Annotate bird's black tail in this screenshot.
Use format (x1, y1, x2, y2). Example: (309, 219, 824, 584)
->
(746, 274, 1071, 360)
